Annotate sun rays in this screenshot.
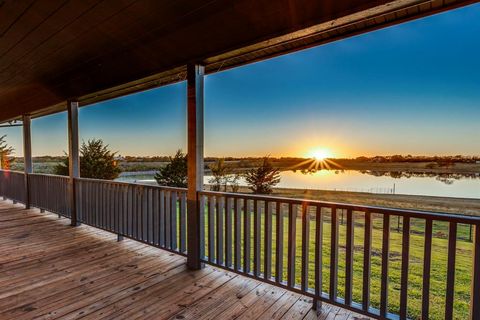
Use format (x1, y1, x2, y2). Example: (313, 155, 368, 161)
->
(289, 147, 341, 173)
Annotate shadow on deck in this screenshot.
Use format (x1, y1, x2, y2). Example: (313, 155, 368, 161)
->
(0, 200, 370, 320)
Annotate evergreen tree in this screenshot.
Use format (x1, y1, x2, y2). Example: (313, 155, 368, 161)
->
(244, 156, 280, 194)
(154, 150, 187, 188)
(54, 139, 121, 180)
(0, 135, 14, 170)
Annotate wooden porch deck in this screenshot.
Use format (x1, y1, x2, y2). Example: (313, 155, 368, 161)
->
(0, 200, 369, 320)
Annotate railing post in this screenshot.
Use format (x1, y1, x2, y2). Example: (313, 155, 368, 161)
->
(67, 100, 80, 227)
(186, 63, 205, 270)
(22, 114, 32, 208)
(472, 224, 480, 320)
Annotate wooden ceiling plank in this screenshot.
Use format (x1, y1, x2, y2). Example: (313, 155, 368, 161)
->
(0, 0, 139, 87)
(0, 0, 193, 93)
(0, 0, 101, 74)
(0, 0, 68, 58)
(0, 0, 36, 36)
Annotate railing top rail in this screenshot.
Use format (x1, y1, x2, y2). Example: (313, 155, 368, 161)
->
(0, 169, 25, 174)
(28, 172, 70, 179)
(199, 190, 480, 224)
(75, 176, 187, 193)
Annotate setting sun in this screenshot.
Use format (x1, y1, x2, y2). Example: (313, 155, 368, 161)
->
(309, 148, 332, 161)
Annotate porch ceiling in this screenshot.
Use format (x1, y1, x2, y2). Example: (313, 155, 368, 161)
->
(0, 0, 477, 122)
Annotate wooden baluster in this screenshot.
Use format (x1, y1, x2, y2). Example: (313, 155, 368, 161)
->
(180, 192, 187, 253)
(159, 190, 165, 246)
(471, 224, 480, 320)
(199, 195, 205, 260)
(127, 185, 133, 237)
(301, 203, 310, 292)
(330, 207, 339, 300)
(147, 188, 154, 244)
(98, 181, 103, 227)
(313, 206, 323, 310)
(253, 199, 261, 277)
(422, 219, 433, 319)
(265, 201, 272, 280)
(216, 196, 224, 265)
(138, 186, 144, 240)
(225, 197, 233, 268)
(165, 191, 171, 248)
(287, 203, 296, 288)
(171, 191, 178, 250)
(275, 202, 284, 283)
(345, 209, 354, 306)
(380, 214, 390, 317)
(114, 184, 118, 232)
(112, 184, 117, 232)
(122, 185, 128, 238)
(445, 221, 457, 319)
(244, 199, 251, 274)
(208, 196, 215, 263)
(234, 198, 241, 271)
(152, 188, 159, 246)
(362, 211, 372, 312)
(399, 216, 410, 319)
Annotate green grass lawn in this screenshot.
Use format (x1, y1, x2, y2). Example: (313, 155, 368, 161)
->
(202, 206, 474, 320)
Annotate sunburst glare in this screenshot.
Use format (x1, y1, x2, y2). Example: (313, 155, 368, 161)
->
(310, 148, 331, 161)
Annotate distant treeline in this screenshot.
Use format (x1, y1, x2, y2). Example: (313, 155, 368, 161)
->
(351, 155, 480, 164)
(13, 154, 480, 165)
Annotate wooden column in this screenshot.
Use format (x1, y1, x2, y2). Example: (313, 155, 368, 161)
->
(186, 64, 205, 270)
(22, 114, 32, 209)
(67, 100, 80, 226)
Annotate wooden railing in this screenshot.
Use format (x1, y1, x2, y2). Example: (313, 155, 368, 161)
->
(29, 173, 71, 217)
(0, 171, 187, 255)
(0, 170, 479, 319)
(76, 178, 187, 255)
(198, 190, 480, 320)
(0, 170, 26, 204)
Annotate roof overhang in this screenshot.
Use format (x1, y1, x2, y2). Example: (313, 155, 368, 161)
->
(0, 0, 477, 122)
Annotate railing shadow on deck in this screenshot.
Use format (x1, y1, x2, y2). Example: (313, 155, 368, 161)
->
(0, 169, 479, 320)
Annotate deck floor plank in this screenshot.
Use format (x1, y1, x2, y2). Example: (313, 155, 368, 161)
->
(0, 200, 369, 320)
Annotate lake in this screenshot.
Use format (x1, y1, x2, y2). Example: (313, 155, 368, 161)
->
(115, 169, 480, 199)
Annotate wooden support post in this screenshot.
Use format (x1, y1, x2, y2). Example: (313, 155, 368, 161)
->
(67, 101, 80, 227)
(186, 64, 205, 270)
(22, 115, 32, 209)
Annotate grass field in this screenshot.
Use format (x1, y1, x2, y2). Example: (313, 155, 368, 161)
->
(203, 208, 474, 320)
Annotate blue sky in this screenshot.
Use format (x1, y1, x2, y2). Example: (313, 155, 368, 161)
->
(2, 3, 479, 158)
